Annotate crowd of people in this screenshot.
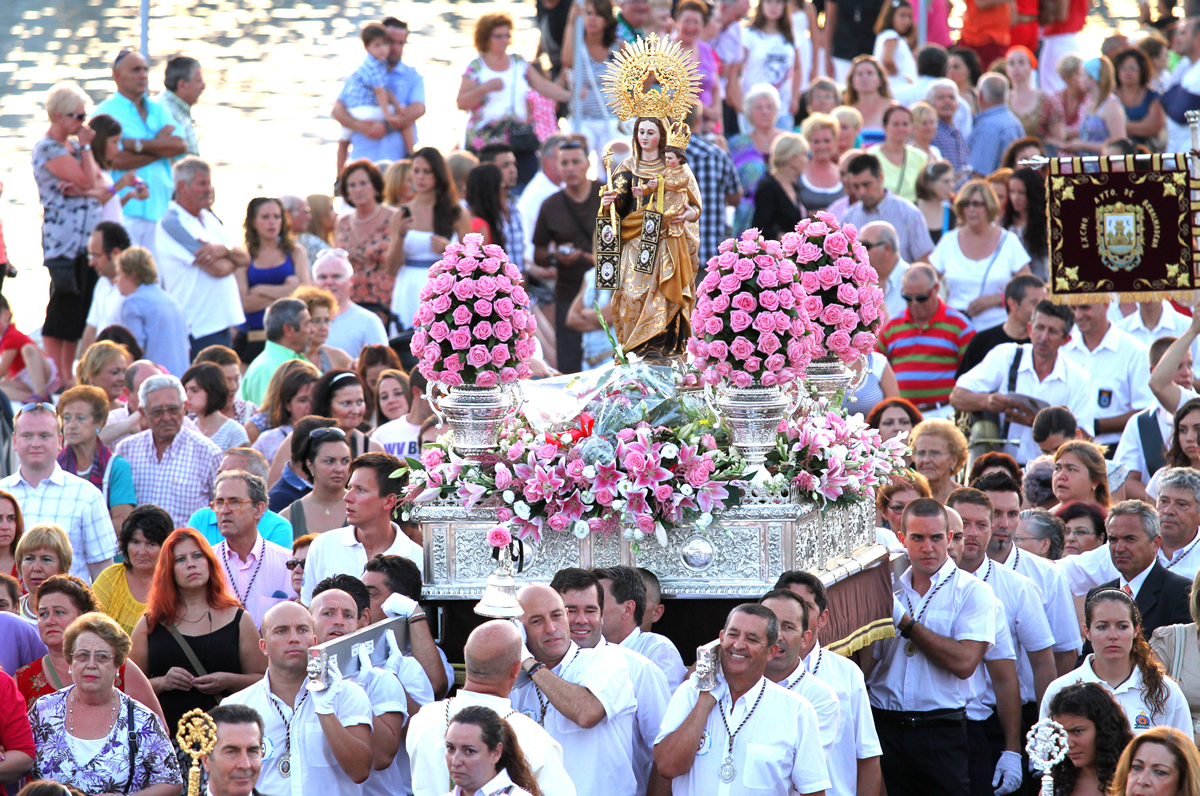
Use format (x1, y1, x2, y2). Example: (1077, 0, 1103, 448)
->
(8, 0, 1200, 795)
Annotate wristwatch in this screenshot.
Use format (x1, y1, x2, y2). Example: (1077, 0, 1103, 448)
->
(133, 139, 144, 154)
(80, 144, 91, 152)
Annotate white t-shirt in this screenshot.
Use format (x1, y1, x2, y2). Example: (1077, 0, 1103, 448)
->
(86, 276, 124, 334)
(741, 28, 797, 128)
(872, 30, 917, 90)
(472, 56, 529, 127)
(154, 201, 246, 337)
(930, 229, 1030, 331)
(372, 417, 423, 460)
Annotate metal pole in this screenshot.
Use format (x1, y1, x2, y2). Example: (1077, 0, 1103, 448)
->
(916, 0, 927, 47)
(140, 0, 149, 58)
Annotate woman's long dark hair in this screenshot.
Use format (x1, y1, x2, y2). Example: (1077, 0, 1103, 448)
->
(1083, 588, 1170, 718)
(450, 706, 544, 796)
(1047, 682, 1134, 796)
(466, 164, 507, 250)
(751, 0, 794, 42)
(1167, 397, 1200, 467)
(311, 369, 365, 420)
(1001, 168, 1046, 258)
(412, 147, 461, 239)
(589, 0, 618, 48)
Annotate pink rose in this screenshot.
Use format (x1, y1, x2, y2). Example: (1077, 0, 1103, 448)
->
(837, 309, 860, 332)
(795, 242, 824, 264)
(837, 283, 861, 306)
(517, 363, 532, 380)
(504, 262, 521, 280)
(690, 339, 709, 358)
(474, 275, 499, 300)
(514, 339, 536, 360)
(487, 524, 513, 548)
(475, 370, 498, 387)
(794, 316, 813, 338)
(432, 272, 455, 294)
(758, 332, 781, 355)
(711, 293, 731, 313)
(654, 484, 673, 503)
(835, 256, 856, 278)
(429, 321, 450, 342)
(511, 286, 530, 306)
(452, 279, 475, 301)
(496, 276, 513, 292)
(451, 305, 472, 326)
(491, 344, 511, 366)
(473, 320, 494, 340)
(736, 238, 759, 255)
(493, 320, 514, 341)
(861, 302, 880, 324)
(800, 271, 821, 294)
(763, 239, 783, 257)
(756, 268, 779, 289)
(730, 310, 752, 332)
(729, 336, 755, 360)
(807, 221, 830, 237)
(828, 330, 852, 352)
(479, 257, 502, 274)
(820, 304, 845, 327)
(537, 443, 559, 461)
(707, 340, 729, 360)
(732, 258, 755, 281)
(761, 371, 778, 386)
(411, 328, 428, 351)
(449, 327, 473, 350)
(705, 317, 724, 335)
(817, 265, 841, 290)
(752, 313, 776, 334)
(467, 345, 491, 367)
(431, 294, 452, 314)
(780, 232, 802, 255)
(814, 210, 837, 226)
(718, 273, 742, 293)
(442, 371, 464, 387)
(716, 361, 733, 378)
(765, 353, 786, 372)
(700, 272, 720, 293)
(635, 513, 657, 534)
(455, 257, 478, 276)
(732, 292, 757, 312)
(625, 450, 647, 471)
(854, 263, 877, 286)
(548, 514, 570, 532)
(443, 354, 463, 372)
(731, 371, 753, 388)
(758, 290, 780, 311)
(500, 367, 519, 383)
(823, 231, 849, 257)
(743, 355, 761, 372)
(717, 250, 738, 269)
(802, 296, 824, 321)
(474, 299, 494, 317)
(413, 304, 434, 326)
(794, 218, 812, 234)
(787, 339, 804, 363)
(776, 261, 798, 283)
(494, 296, 515, 317)
(777, 288, 796, 309)
(719, 238, 736, 254)
(853, 331, 876, 352)
(772, 311, 791, 332)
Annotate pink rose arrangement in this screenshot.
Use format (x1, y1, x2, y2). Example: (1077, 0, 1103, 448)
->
(779, 213, 885, 364)
(409, 233, 537, 387)
(687, 229, 815, 388)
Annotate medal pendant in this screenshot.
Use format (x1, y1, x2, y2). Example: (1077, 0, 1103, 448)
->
(278, 752, 292, 777)
(720, 758, 737, 783)
(904, 640, 917, 657)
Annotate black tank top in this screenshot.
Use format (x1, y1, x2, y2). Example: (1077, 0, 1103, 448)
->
(147, 608, 245, 732)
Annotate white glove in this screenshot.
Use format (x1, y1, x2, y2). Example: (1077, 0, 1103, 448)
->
(993, 751, 1023, 795)
(893, 595, 907, 628)
(382, 629, 405, 678)
(690, 670, 728, 703)
(382, 592, 418, 619)
(512, 618, 534, 664)
(355, 644, 375, 688)
(312, 658, 344, 715)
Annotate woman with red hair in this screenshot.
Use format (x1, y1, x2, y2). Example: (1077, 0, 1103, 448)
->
(129, 527, 264, 733)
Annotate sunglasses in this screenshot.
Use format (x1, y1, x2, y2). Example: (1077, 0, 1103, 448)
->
(285, 558, 306, 571)
(113, 49, 134, 69)
(901, 293, 932, 303)
(310, 427, 348, 441)
(68, 113, 87, 121)
(16, 402, 55, 421)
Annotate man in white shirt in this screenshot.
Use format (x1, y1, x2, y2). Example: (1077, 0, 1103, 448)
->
(82, 221, 129, 352)
(517, 135, 568, 266)
(222, 601, 372, 796)
(510, 584, 639, 796)
(362, 554, 450, 699)
(758, 590, 842, 760)
(313, 250, 388, 358)
(1061, 302, 1152, 449)
(594, 565, 687, 692)
(0, 403, 115, 581)
(202, 704, 268, 796)
(1117, 300, 1200, 379)
(1116, 337, 1195, 501)
(301, 453, 423, 603)
(654, 603, 831, 796)
(974, 471, 1082, 674)
(407, 620, 575, 796)
(775, 571, 883, 796)
(952, 300, 1095, 465)
(551, 567, 671, 796)
(154, 157, 248, 360)
(211, 470, 292, 627)
(866, 498, 996, 796)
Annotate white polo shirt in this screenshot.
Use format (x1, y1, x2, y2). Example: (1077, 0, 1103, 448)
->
(966, 596, 1017, 721)
(510, 642, 638, 796)
(965, 556, 1057, 704)
(997, 545, 1082, 655)
(222, 670, 373, 796)
(352, 665, 409, 796)
(867, 558, 996, 712)
(154, 200, 245, 338)
(804, 641, 882, 796)
(1114, 391, 1199, 480)
(956, 343, 1095, 465)
(85, 275, 124, 333)
(1061, 325, 1152, 447)
(618, 626, 687, 692)
(777, 662, 841, 758)
(301, 523, 424, 604)
(1040, 654, 1194, 739)
(1056, 536, 1200, 596)
(655, 675, 832, 796)
(1116, 302, 1200, 379)
(599, 636, 670, 796)
(407, 690, 574, 796)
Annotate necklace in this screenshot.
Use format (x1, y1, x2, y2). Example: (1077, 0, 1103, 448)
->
(67, 687, 118, 737)
(785, 666, 806, 690)
(44, 655, 65, 690)
(220, 539, 266, 608)
(1163, 534, 1200, 569)
(529, 646, 577, 726)
(903, 569, 957, 657)
(717, 681, 766, 783)
(810, 649, 824, 677)
(269, 687, 309, 777)
(351, 205, 383, 226)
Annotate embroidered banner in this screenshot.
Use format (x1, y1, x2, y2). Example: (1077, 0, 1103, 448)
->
(1047, 154, 1200, 303)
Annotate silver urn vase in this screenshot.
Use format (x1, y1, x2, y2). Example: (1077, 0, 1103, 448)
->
(804, 354, 863, 405)
(436, 384, 513, 461)
(715, 383, 788, 465)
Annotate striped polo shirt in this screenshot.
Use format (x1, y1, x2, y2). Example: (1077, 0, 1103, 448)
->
(877, 299, 975, 407)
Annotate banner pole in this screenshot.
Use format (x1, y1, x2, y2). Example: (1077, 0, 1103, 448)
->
(1189, 110, 1200, 287)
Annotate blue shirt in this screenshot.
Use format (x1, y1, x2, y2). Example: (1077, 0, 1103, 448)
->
(189, 507, 294, 549)
(340, 53, 390, 108)
(108, 456, 136, 507)
(968, 105, 1024, 178)
(119, 283, 191, 377)
(268, 463, 311, 513)
(346, 61, 426, 162)
(92, 92, 177, 222)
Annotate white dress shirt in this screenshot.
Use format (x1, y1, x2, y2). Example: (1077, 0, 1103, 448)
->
(213, 534, 292, 628)
(956, 343, 1095, 464)
(353, 665, 409, 796)
(803, 641, 882, 796)
(997, 545, 1082, 655)
(301, 524, 423, 603)
(618, 626, 687, 693)
(777, 662, 841, 759)
(510, 642, 638, 796)
(1040, 655, 1194, 740)
(0, 464, 116, 582)
(86, 275, 124, 333)
(154, 200, 246, 337)
(966, 595, 1017, 721)
(1061, 325, 1152, 446)
(441, 768, 534, 796)
(655, 675, 832, 796)
(1056, 537, 1200, 596)
(222, 670, 373, 796)
(406, 690, 575, 796)
(599, 636, 669, 796)
(868, 558, 997, 711)
(1114, 390, 1199, 479)
(1116, 302, 1200, 379)
(966, 556, 1057, 704)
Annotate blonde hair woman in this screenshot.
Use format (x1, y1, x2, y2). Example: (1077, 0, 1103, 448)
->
(1061, 56, 1126, 155)
(383, 159, 413, 207)
(75, 341, 129, 411)
(832, 105, 864, 159)
(751, 133, 810, 240)
(799, 113, 845, 212)
(909, 101, 943, 161)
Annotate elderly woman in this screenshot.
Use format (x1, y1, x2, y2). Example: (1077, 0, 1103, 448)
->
(15, 524, 72, 623)
(868, 105, 928, 202)
(56, 386, 136, 530)
(751, 134, 809, 240)
(292, 285, 354, 373)
(91, 506, 173, 636)
(1055, 501, 1108, 556)
(0, 489, 22, 583)
(334, 159, 403, 310)
(930, 180, 1031, 331)
(909, 102, 943, 162)
(28, 612, 180, 796)
(246, 359, 319, 464)
(457, 12, 571, 185)
(1023, 456, 1058, 510)
(444, 705, 544, 796)
(1013, 507, 1066, 560)
(844, 56, 895, 147)
(1151, 567, 1200, 738)
(76, 342, 129, 411)
(237, 197, 311, 364)
(876, 471, 932, 530)
(16, 575, 162, 721)
(729, 84, 786, 233)
(33, 82, 103, 390)
(115, 247, 190, 378)
(798, 114, 844, 212)
(182, 362, 250, 452)
(910, 419, 968, 504)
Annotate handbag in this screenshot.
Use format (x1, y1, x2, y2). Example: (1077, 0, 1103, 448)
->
(465, 56, 541, 155)
(122, 695, 138, 794)
(44, 251, 87, 297)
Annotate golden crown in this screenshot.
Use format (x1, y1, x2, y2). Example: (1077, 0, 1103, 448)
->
(601, 34, 702, 124)
(666, 119, 691, 149)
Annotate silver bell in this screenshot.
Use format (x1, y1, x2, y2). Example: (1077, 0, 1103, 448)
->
(474, 546, 524, 619)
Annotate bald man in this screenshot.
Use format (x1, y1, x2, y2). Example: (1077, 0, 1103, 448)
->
(313, 251, 387, 357)
(511, 584, 638, 796)
(222, 601, 372, 796)
(405, 620, 576, 796)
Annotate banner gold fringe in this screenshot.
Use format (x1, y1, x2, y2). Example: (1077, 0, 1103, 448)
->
(826, 618, 895, 657)
(1051, 291, 1188, 305)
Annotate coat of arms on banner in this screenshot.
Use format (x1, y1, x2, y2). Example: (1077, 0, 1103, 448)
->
(1095, 202, 1145, 271)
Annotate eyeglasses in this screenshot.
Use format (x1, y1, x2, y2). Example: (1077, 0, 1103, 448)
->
(861, 241, 889, 250)
(113, 49, 134, 68)
(68, 113, 87, 121)
(901, 293, 932, 303)
(1065, 528, 1097, 537)
(310, 427, 348, 441)
(1012, 535, 1040, 545)
(914, 448, 948, 459)
(310, 317, 331, 327)
(147, 404, 184, 419)
(211, 497, 255, 511)
(964, 200, 989, 209)
(286, 558, 306, 571)
(70, 650, 115, 665)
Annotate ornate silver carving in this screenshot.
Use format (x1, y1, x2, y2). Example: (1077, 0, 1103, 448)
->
(715, 383, 790, 465)
(679, 536, 715, 570)
(435, 385, 514, 462)
(804, 354, 867, 406)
